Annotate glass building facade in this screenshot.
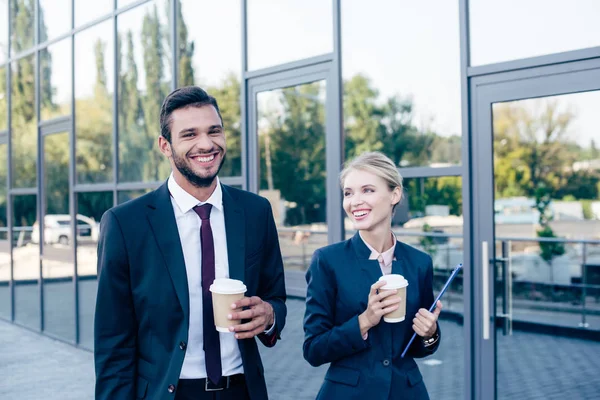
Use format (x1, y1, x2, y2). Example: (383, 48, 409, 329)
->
(1, 1, 599, 399)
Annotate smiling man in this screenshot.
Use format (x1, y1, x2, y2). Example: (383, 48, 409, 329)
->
(94, 86, 287, 400)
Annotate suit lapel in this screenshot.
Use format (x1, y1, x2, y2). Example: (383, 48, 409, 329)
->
(222, 185, 245, 282)
(146, 182, 190, 320)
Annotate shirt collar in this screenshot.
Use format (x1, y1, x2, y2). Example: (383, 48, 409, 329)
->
(360, 231, 397, 265)
(167, 173, 223, 214)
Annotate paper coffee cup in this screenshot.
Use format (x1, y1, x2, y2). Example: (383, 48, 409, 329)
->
(378, 274, 409, 323)
(209, 278, 247, 333)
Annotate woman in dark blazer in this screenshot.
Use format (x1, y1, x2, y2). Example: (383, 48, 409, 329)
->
(303, 152, 442, 400)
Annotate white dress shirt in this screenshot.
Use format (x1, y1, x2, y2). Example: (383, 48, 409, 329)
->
(168, 175, 244, 379)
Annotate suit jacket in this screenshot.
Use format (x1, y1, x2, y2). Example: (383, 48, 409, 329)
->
(303, 233, 440, 400)
(94, 182, 287, 400)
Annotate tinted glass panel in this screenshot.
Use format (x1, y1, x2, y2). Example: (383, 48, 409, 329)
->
(470, 0, 600, 66)
(0, 0, 8, 63)
(40, 39, 72, 120)
(42, 132, 74, 341)
(77, 191, 112, 349)
(342, 0, 461, 168)
(177, 0, 242, 176)
(491, 92, 600, 398)
(13, 194, 39, 329)
(247, 0, 332, 70)
(118, 1, 171, 183)
(39, 0, 71, 42)
(11, 55, 36, 188)
(10, 0, 35, 56)
(74, 0, 112, 27)
(257, 82, 327, 272)
(75, 21, 114, 184)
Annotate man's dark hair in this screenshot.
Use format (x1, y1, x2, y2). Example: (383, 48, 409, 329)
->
(159, 86, 223, 142)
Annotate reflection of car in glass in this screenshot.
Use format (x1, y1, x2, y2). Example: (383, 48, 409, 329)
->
(31, 214, 99, 245)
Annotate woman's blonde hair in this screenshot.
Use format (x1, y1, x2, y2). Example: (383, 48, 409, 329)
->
(340, 152, 403, 208)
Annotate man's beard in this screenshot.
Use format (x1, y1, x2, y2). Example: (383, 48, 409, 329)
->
(172, 148, 226, 188)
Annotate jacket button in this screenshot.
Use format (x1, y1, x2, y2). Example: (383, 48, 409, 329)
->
(168, 384, 176, 393)
(383, 359, 390, 367)
(179, 341, 187, 350)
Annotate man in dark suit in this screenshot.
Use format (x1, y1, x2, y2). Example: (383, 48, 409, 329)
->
(94, 86, 287, 400)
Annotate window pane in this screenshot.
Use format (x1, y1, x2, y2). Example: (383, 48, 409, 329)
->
(0, 66, 6, 131)
(177, 0, 242, 177)
(75, 21, 114, 184)
(470, 0, 600, 66)
(0, 144, 8, 319)
(0, 0, 8, 63)
(118, 1, 171, 183)
(10, 0, 35, 56)
(257, 82, 327, 272)
(342, 0, 461, 168)
(492, 92, 600, 241)
(11, 55, 37, 188)
(42, 132, 74, 341)
(74, 0, 113, 27)
(77, 191, 112, 350)
(40, 39, 72, 120)
(117, 0, 140, 8)
(13, 194, 39, 329)
(39, 0, 71, 42)
(248, 0, 332, 70)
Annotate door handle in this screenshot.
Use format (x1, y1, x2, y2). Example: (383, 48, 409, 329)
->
(482, 241, 490, 340)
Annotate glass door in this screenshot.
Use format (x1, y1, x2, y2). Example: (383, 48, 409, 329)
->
(473, 62, 600, 399)
(247, 61, 343, 290)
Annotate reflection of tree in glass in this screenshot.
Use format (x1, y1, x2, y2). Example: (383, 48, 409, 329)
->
(10, 0, 35, 53)
(344, 74, 461, 168)
(44, 134, 69, 215)
(11, 55, 37, 188)
(118, 4, 171, 183)
(259, 83, 326, 226)
(76, 38, 113, 184)
(77, 192, 113, 224)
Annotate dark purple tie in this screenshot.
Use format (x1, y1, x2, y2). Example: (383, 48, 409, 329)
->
(193, 204, 222, 385)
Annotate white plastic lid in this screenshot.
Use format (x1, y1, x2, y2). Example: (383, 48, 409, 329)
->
(209, 278, 247, 294)
(378, 274, 408, 289)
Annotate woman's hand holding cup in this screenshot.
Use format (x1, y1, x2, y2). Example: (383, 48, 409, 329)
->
(358, 280, 402, 337)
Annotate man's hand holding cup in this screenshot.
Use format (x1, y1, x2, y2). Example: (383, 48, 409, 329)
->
(228, 296, 274, 339)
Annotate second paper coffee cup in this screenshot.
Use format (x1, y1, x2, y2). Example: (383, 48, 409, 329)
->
(378, 274, 409, 323)
(209, 278, 247, 333)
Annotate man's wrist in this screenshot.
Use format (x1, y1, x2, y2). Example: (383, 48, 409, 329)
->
(423, 330, 439, 347)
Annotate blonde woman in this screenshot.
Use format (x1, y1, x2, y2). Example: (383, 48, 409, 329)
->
(303, 152, 442, 400)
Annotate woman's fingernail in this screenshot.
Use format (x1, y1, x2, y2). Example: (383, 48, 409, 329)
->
(227, 314, 232, 320)
(231, 303, 237, 309)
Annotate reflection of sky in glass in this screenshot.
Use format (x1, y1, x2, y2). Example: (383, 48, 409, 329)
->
(74, 20, 114, 99)
(43, 39, 71, 109)
(0, 0, 7, 63)
(180, 0, 241, 86)
(247, 0, 332, 70)
(343, 0, 461, 138)
(74, 0, 113, 27)
(470, 0, 600, 66)
(39, 0, 72, 41)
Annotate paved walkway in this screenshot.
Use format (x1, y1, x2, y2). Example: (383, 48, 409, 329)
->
(1, 299, 600, 399)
